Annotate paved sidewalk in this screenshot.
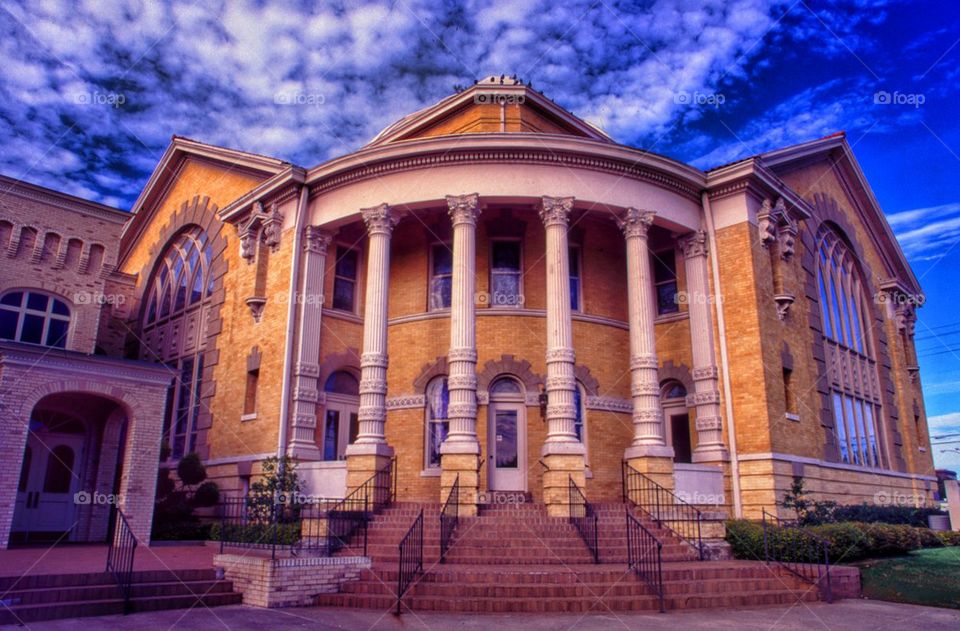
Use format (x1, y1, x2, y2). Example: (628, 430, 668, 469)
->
(4, 600, 957, 630)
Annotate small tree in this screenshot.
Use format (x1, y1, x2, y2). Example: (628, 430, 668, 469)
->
(152, 453, 220, 539)
(248, 456, 300, 521)
(781, 476, 810, 523)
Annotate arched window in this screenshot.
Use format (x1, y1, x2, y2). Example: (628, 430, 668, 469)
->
(424, 377, 450, 469)
(142, 226, 215, 459)
(0, 291, 71, 348)
(323, 371, 359, 461)
(816, 225, 885, 468)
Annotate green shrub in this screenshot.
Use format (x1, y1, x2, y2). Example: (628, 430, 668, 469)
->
(725, 519, 764, 560)
(192, 481, 220, 508)
(809, 522, 870, 562)
(937, 531, 960, 547)
(210, 521, 302, 546)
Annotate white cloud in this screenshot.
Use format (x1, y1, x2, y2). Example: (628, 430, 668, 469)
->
(887, 203, 960, 261)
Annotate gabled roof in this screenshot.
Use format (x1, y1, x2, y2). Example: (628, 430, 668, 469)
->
(118, 136, 292, 264)
(366, 75, 614, 146)
(758, 133, 921, 294)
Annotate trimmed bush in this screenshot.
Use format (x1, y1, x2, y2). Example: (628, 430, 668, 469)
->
(210, 521, 302, 546)
(937, 531, 960, 547)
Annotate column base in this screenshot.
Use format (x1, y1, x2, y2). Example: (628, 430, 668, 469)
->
(624, 452, 676, 492)
(286, 442, 324, 461)
(541, 452, 586, 518)
(440, 451, 480, 517)
(345, 443, 395, 497)
(691, 445, 730, 464)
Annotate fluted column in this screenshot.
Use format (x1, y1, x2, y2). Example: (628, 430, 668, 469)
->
(619, 208, 673, 461)
(288, 226, 333, 459)
(540, 196, 585, 517)
(680, 231, 729, 462)
(347, 204, 397, 456)
(441, 194, 481, 516)
(540, 196, 584, 450)
(443, 194, 481, 450)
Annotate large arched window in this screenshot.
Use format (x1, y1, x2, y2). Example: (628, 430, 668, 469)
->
(142, 226, 215, 459)
(816, 225, 885, 468)
(424, 377, 450, 469)
(0, 291, 71, 348)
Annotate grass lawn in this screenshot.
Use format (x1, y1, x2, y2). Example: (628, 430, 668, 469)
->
(853, 547, 960, 609)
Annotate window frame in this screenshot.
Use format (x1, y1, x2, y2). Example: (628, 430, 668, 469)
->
(651, 248, 679, 316)
(331, 245, 360, 313)
(489, 238, 523, 308)
(569, 245, 582, 312)
(0, 290, 72, 348)
(428, 242, 453, 311)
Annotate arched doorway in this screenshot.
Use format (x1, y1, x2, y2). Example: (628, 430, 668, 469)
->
(322, 371, 360, 461)
(661, 381, 693, 464)
(487, 376, 527, 492)
(11, 393, 126, 545)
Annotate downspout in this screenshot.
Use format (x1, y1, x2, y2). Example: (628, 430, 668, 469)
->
(701, 191, 743, 518)
(277, 184, 311, 462)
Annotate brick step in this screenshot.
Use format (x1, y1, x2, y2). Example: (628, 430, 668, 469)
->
(315, 588, 818, 613)
(341, 576, 807, 598)
(0, 579, 236, 606)
(0, 568, 219, 592)
(0, 590, 242, 625)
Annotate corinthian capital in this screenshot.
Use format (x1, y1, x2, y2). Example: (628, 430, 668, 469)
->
(539, 196, 574, 227)
(303, 226, 333, 255)
(616, 208, 655, 239)
(679, 230, 708, 259)
(361, 203, 398, 235)
(446, 193, 481, 226)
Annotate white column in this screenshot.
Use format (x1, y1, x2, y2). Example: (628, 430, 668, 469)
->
(618, 208, 673, 459)
(348, 204, 398, 453)
(680, 231, 729, 462)
(540, 196, 585, 453)
(288, 226, 333, 458)
(442, 194, 481, 453)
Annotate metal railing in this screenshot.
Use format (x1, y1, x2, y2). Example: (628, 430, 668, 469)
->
(626, 509, 665, 613)
(106, 508, 137, 614)
(440, 474, 459, 563)
(396, 508, 424, 614)
(622, 461, 704, 560)
(762, 509, 833, 603)
(217, 457, 396, 559)
(568, 476, 599, 563)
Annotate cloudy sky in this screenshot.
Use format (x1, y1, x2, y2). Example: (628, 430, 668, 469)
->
(1, 0, 959, 473)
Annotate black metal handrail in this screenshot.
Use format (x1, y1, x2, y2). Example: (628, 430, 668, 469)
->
(326, 455, 397, 555)
(396, 508, 424, 614)
(622, 461, 704, 560)
(762, 509, 833, 603)
(568, 476, 599, 563)
(106, 508, 137, 614)
(440, 474, 459, 563)
(626, 509, 665, 613)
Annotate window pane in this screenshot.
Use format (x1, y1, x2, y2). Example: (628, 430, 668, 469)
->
(432, 245, 452, 275)
(426, 378, 449, 419)
(657, 282, 679, 314)
(429, 276, 452, 310)
(349, 413, 359, 444)
(818, 272, 833, 339)
(51, 299, 69, 316)
(0, 292, 22, 306)
(333, 278, 355, 311)
(844, 396, 861, 465)
(864, 405, 881, 467)
(0, 308, 17, 340)
(574, 387, 583, 442)
(427, 420, 448, 468)
(42, 446, 75, 493)
(494, 410, 518, 468)
(833, 393, 849, 463)
(20, 314, 44, 344)
(492, 242, 520, 270)
(491, 273, 520, 305)
(324, 411, 339, 461)
(336, 248, 357, 278)
(568, 248, 580, 276)
(26, 293, 48, 312)
(490, 377, 521, 394)
(570, 277, 580, 311)
(45, 318, 68, 348)
(652, 252, 676, 283)
(325, 371, 360, 396)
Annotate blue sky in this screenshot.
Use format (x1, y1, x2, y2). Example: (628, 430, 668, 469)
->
(1, 0, 958, 473)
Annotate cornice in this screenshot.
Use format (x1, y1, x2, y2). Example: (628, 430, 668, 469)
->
(0, 175, 129, 223)
(0, 341, 173, 384)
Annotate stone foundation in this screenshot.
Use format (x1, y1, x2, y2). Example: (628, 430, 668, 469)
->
(214, 552, 370, 608)
(541, 452, 585, 517)
(441, 453, 480, 517)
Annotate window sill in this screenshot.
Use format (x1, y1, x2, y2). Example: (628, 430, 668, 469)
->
(785, 413, 801, 422)
(323, 308, 363, 324)
(654, 311, 688, 324)
(420, 468, 442, 477)
(240, 412, 258, 422)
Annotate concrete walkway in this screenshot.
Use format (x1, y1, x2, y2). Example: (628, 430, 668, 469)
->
(4, 600, 957, 630)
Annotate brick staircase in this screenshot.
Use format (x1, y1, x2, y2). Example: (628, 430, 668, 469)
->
(316, 501, 829, 613)
(0, 568, 242, 625)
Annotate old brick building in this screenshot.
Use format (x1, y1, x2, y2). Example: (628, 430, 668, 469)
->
(0, 77, 935, 547)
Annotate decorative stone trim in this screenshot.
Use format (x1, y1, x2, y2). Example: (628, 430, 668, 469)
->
(616, 207, 655, 239)
(585, 396, 632, 413)
(477, 355, 544, 393)
(386, 395, 426, 410)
